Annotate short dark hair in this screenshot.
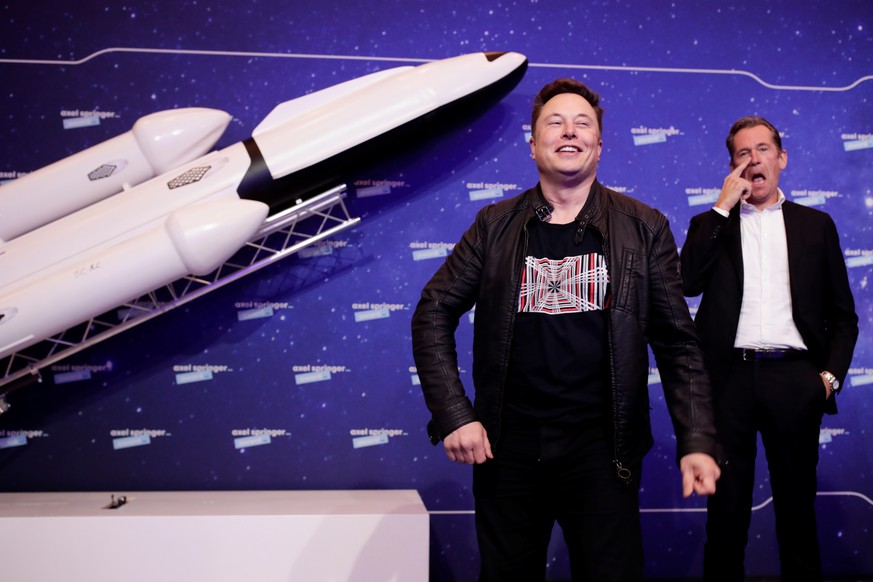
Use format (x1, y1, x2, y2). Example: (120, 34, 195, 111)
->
(725, 116, 782, 158)
(531, 78, 604, 134)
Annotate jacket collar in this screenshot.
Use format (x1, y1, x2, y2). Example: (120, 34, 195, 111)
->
(529, 180, 604, 222)
(527, 181, 605, 245)
(530, 183, 553, 222)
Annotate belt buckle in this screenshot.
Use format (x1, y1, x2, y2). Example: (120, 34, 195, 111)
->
(742, 348, 752, 361)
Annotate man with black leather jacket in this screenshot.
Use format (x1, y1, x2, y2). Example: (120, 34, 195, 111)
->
(411, 78, 720, 581)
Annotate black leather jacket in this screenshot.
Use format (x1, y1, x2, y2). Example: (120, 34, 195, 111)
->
(411, 181, 716, 480)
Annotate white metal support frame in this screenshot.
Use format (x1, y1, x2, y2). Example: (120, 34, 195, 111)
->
(0, 184, 359, 407)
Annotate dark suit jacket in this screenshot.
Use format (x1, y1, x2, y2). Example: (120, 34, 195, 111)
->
(681, 201, 858, 414)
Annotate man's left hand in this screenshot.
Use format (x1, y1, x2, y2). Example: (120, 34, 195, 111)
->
(679, 453, 721, 497)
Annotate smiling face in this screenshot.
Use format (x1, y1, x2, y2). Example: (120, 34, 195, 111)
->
(729, 124, 787, 208)
(529, 93, 602, 186)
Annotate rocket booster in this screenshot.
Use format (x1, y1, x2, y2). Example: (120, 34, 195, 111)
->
(0, 199, 268, 355)
(0, 108, 232, 243)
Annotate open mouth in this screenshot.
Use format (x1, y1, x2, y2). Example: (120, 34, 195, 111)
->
(557, 145, 581, 153)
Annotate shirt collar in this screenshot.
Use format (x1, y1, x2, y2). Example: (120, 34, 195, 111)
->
(740, 188, 786, 214)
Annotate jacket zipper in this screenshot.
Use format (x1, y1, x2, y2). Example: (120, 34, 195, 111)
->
(589, 216, 633, 485)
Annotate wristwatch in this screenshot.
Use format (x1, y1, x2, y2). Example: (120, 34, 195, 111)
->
(820, 371, 841, 395)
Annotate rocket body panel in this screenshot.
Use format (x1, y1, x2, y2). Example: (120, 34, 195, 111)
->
(0, 132, 153, 242)
(252, 66, 413, 137)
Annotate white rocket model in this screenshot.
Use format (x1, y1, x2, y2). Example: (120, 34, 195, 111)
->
(0, 51, 528, 360)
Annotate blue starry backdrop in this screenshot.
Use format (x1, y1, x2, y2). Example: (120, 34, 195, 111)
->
(0, 1, 871, 580)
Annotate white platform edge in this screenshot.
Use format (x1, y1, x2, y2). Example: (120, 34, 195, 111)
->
(0, 489, 430, 582)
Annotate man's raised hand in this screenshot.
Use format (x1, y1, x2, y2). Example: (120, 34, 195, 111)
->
(714, 158, 751, 212)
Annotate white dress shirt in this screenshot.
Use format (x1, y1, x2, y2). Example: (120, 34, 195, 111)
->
(713, 190, 807, 350)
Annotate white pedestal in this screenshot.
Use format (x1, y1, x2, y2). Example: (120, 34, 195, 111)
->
(0, 489, 429, 582)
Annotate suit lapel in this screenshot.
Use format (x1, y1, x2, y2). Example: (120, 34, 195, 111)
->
(727, 206, 743, 287)
(781, 201, 803, 305)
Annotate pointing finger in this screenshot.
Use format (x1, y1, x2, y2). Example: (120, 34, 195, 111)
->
(729, 158, 750, 177)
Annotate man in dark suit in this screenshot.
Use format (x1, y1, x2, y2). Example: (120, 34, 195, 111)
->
(681, 116, 858, 581)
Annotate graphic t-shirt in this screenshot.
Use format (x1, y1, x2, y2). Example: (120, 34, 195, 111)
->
(504, 217, 610, 424)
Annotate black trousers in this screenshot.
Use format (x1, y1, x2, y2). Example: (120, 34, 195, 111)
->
(703, 357, 827, 581)
(473, 419, 643, 582)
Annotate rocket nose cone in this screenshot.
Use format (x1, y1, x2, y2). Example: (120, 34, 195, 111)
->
(482, 51, 527, 66)
(133, 108, 232, 174)
(165, 199, 269, 276)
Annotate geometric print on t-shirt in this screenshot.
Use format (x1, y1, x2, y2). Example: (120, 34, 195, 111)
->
(518, 253, 609, 314)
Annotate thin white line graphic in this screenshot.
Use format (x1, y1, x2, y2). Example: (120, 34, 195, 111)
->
(0, 47, 870, 92)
